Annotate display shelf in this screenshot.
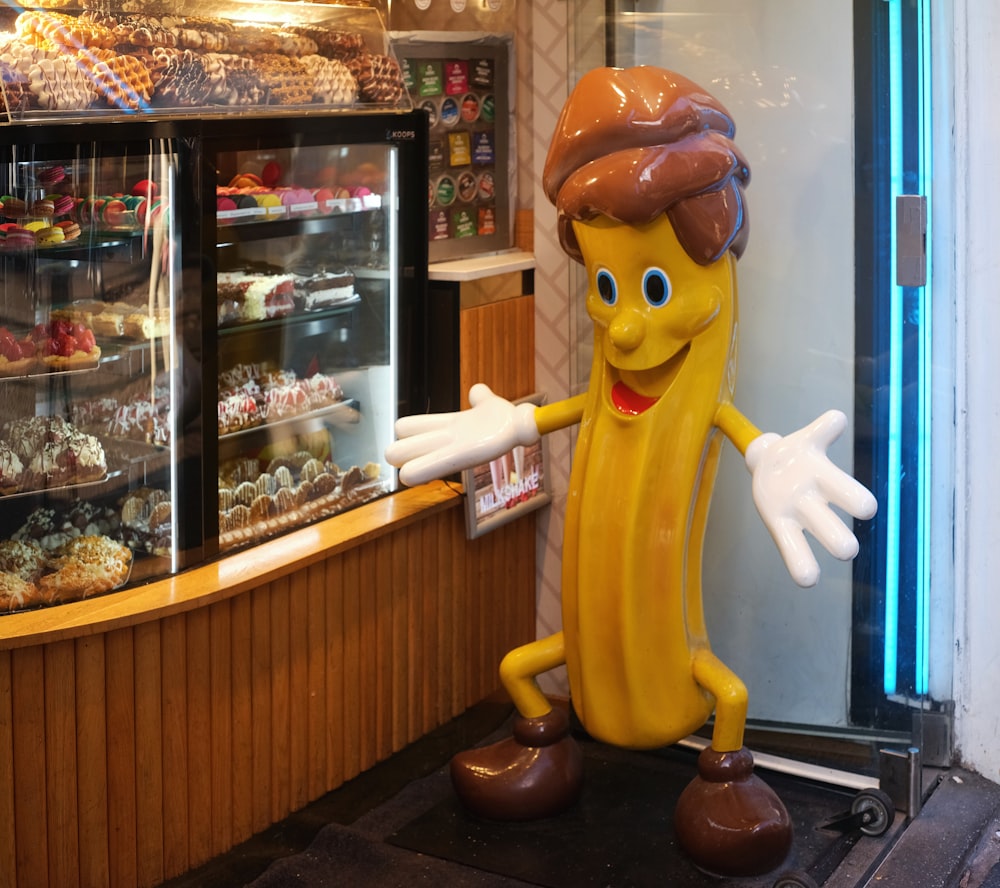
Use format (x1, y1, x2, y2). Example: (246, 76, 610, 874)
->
(217, 300, 360, 336)
(219, 397, 361, 448)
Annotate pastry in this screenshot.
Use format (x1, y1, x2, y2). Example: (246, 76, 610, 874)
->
(0, 441, 25, 492)
(0, 325, 37, 375)
(31, 318, 101, 370)
(39, 534, 132, 602)
(292, 266, 356, 310)
(0, 572, 38, 612)
(0, 539, 45, 581)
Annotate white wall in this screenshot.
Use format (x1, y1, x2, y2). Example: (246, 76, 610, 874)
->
(952, 0, 1000, 781)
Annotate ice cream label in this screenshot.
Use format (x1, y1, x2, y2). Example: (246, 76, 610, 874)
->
(451, 207, 477, 238)
(472, 59, 494, 89)
(472, 131, 495, 165)
(477, 170, 496, 200)
(457, 171, 478, 203)
(416, 61, 443, 97)
(428, 138, 445, 172)
(478, 205, 497, 235)
(400, 58, 415, 92)
(461, 93, 480, 123)
(421, 99, 439, 128)
(480, 94, 496, 124)
(430, 208, 450, 239)
(448, 131, 472, 167)
(445, 60, 469, 95)
(440, 96, 460, 128)
(435, 175, 456, 206)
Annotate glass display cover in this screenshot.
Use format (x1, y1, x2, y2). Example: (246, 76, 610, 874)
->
(0, 140, 186, 613)
(212, 140, 400, 553)
(0, 1, 409, 122)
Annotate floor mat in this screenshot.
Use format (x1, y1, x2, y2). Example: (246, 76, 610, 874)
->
(388, 738, 864, 888)
(244, 822, 533, 888)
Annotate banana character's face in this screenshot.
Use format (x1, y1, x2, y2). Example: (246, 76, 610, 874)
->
(573, 215, 736, 417)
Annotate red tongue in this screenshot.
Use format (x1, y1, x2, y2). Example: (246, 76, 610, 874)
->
(611, 381, 658, 416)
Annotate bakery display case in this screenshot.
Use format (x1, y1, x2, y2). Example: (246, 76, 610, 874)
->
(0, 3, 431, 614)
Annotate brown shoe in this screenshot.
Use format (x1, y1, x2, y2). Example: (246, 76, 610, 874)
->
(450, 707, 584, 821)
(674, 746, 793, 877)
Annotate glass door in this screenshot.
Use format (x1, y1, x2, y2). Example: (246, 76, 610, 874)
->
(571, 0, 949, 742)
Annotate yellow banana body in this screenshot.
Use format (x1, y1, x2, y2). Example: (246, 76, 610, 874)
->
(562, 217, 738, 750)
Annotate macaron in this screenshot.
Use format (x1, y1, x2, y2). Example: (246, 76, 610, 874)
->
(102, 198, 129, 226)
(48, 194, 75, 216)
(229, 172, 262, 188)
(35, 225, 64, 247)
(4, 227, 35, 250)
(1, 196, 26, 218)
(132, 179, 157, 198)
(38, 164, 65, 187)
(56, 220, 81, 241)
(30, 199, 54, 217)
(254, 192, 283, 218)
(261, 161, 282, 187)
(234, 194, 258, 210)
(23, 220, 47, 232)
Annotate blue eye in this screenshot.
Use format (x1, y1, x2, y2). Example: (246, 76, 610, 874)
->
(643, 268, 671, 307)
(596, 269, 617, 305)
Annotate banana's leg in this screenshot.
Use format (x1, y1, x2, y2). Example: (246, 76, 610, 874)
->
(692, 648, 748, 752)
(452, 630, 581, 821)
(498, 631, 566, 718)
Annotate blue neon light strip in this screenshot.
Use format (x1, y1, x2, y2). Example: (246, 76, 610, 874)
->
(915, 0, 932, 696)
(883, 0, 903, 697)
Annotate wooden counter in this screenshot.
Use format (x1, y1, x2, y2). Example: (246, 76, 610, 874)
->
(0, 281, 540, 888)
(0, 481, 536, 888)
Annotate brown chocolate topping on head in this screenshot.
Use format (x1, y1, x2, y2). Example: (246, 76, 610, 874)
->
(543, 66, 750, 266)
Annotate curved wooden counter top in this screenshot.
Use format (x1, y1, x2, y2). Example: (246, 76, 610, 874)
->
(0, 481, 461, 650)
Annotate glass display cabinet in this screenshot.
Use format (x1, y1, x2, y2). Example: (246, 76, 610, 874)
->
(0, 1, 430, 614)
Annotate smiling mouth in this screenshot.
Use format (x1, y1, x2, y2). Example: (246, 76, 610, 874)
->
(610, 343, 691, 416)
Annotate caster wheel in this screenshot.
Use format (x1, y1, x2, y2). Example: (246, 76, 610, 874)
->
(773, 871, 820, 888)
(851, 787, 896, 837)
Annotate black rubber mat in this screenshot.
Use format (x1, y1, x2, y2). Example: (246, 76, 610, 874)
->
(388, 737, 864, 888)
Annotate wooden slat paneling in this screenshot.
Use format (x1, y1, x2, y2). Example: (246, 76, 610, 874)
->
(45, 639, 79, 888)
(0, 500, 535, 888)
(12, 646, 48, 887)
(76, 635, 110, 888)
(160, 614, 189, 876)
(185, 607, 212, 868)
(0, 651, 16, 888)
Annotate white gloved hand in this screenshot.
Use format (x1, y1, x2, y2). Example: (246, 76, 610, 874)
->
(744, 409, 878, 587)
(386, 383, 540, 487)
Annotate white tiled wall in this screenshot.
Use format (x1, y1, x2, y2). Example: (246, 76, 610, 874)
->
(522, 0, 571, 695)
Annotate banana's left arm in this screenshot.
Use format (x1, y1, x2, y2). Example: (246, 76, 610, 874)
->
(714, 402, 878, 588)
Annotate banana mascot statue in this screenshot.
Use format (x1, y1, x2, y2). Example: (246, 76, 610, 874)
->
(386, 66, 877, 878)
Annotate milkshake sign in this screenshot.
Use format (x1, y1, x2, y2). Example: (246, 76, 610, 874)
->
(462, 394, 552, 538)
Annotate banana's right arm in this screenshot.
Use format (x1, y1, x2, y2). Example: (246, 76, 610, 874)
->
(386, 384, 586, 487)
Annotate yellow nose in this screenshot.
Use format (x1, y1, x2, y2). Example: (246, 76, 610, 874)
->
(608, 309, 646, 351)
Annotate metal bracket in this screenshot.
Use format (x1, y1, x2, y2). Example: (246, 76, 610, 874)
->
(879, 746, 922, 818)
(912, 708, 954, 768)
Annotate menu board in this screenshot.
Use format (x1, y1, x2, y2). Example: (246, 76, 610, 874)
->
(397, 37, 512, 262)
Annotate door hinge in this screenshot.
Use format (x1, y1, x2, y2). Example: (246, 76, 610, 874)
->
(896, 194, 927, 287)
